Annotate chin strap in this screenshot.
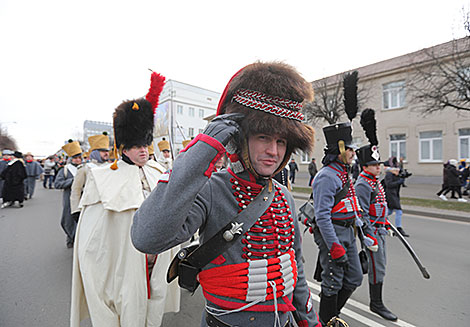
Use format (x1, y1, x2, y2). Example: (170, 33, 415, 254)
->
(338, 140, 347, 164)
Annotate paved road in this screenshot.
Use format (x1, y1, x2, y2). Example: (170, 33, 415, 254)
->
(1, 184, 469, 326)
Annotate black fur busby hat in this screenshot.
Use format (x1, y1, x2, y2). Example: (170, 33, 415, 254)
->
(356, 108, 381, 166)
(112, 72, 165, 150)
(113, 98, 154, 150)
(110, 72, 165, 169)
(322, 71, 359, 155)
(216, 62, 315, 175)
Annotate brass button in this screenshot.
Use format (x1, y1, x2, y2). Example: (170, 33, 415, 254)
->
(250, 317, 255, 321)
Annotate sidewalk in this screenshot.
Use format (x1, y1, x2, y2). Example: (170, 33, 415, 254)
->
(291, 172, 470, 223)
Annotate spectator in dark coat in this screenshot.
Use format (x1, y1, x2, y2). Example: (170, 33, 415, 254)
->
(384, 167, 409, 237)
(1, 151, 27, 208)
(436, 161, 451, 200)
(307, 158, 318, 186)
(288, 158, 299, 184)
(443, 159, 467, 202)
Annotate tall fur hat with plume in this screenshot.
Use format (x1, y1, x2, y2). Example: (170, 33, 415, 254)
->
(356, 108, 381, 166)
(216, 61, 315, 176)
(322, 71, 359, 157)
(113, 72, 165, 150)
(110, 71, 165, 169)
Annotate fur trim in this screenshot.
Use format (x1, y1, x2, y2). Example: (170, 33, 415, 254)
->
(113, 98, 154, 149)
(221, 62, 315, 154)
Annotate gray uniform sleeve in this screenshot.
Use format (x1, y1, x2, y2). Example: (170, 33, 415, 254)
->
(54, 168, 72, 189)
(354, 180, 374, 235)
(131, 135, 225, 254)
(312, 170, 341, 250)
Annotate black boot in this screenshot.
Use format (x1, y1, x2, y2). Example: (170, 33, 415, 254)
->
(319, 293, 338, 326)
(397, 227, 410, 237)
(336, 287, 354, 315)
(369, 283, 398, 321)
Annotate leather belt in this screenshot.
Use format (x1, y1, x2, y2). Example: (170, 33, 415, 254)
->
(206, 312, 234, 327)
(205, 311, 293, 327)
(331, 219, 354, 227)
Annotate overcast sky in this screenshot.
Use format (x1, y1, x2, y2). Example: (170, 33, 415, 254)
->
(0, 0, 468, 157)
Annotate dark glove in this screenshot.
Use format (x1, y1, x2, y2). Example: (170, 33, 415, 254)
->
(71, 212, 80, 223)
(330, 242, 349, 270)
(202, 113, 244, 146)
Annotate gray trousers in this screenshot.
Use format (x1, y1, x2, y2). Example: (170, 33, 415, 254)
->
(24, 177, 37, 198)
(366, 230, 386, 284)
(313, 225, 363, 296)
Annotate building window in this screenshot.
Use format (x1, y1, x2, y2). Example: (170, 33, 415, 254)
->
(390, 134, 407, 160)
(383, 81, 405, 109)
(419, 131, 442, 162)
(198, 128, 203, 134)
(188, 107, 195, 117)
(301, 152, 309, 163)
(199, 109, 204, 118)
(177, 105, 183, 115)
(459, 128, 470, 160)
(188, 127, 194, 137)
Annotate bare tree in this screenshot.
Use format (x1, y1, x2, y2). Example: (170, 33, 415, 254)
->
(408, 12, 470, 114)
(0, 124, 18, 150)
(304, 71, 369, 125)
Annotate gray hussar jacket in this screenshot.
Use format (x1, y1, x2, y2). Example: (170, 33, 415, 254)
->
(132, 134, 320, 327)
(355, 171, 388, 226)
(312, 161, 362, 250)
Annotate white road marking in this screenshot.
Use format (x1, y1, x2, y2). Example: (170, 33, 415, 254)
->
(307, 280, 417, 327)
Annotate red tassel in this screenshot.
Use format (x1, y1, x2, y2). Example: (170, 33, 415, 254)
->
(145, 72, 166, 114)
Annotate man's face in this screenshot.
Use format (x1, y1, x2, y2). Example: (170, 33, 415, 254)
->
(123, 145, 149, 167)
(364, 163, 381, 176)
(162, 150, 170, 159)
(339, 148, 356, 165)
(248, 133, 287, 177)
(71, 156, 82, 165)
(99, 150, 109, 161)
(25, 155, 33, 161)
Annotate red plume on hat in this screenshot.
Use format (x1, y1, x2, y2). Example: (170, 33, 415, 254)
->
(145, 71, 166, 114)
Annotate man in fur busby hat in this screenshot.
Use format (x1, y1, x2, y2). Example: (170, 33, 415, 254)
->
(354, 109, 398, 321)
(54, 140, 83, 248)
(70, 131, 110, 218)
(311, 71, 378, 325)
(1, 151, 26, 208)
(70, 72, 180, 327)
(132, 62, 321, 327)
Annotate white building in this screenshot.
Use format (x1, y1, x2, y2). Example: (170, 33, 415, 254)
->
(155, 80, 220, 154)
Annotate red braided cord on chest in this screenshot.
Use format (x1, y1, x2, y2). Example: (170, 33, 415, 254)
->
(331, 171, 360, 214)
(199, 250, 298, 301)
(232, 89, 304, 122)
(229, 176, 296, 260)
(359, 172, 387, 218)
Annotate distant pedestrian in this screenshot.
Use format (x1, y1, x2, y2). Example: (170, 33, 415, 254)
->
(24, 152, 43, 199)
(443, 159, 467, 202)
(1, 151, 27, 208)
(384, 167, 409, 237)
(437, 161, 451, 200)
(55, 140, 83, 248)
(0, 149, 14, 202)
(308, 157, 318, 186)
(43, 156, 55, 189)
(288, 157, 299, 184)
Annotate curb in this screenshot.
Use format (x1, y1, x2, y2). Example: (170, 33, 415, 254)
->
(292, 193, 469, 224)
